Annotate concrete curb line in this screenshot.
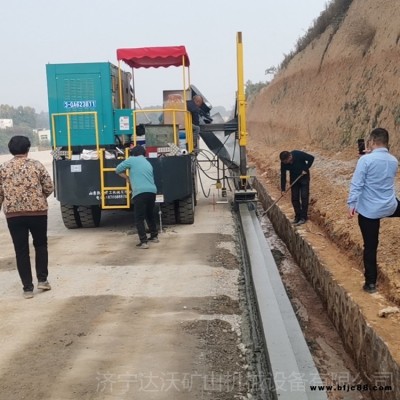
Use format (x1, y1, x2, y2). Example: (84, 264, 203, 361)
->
(255, 178, 399, 400)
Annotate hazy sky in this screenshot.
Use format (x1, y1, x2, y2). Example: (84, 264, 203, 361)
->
(1, 0, 329, 113)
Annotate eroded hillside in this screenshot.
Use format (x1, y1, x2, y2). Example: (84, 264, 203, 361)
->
(247, 0, 400, 304)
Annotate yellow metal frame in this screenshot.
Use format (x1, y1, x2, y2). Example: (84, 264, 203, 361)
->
(51, 110, 131, 209)
(236, 32, 248, 148)
(99, 148, 131, 209)
(236, 31, 252, 192)
(130, 108, 194, 153)
(182, 55, 188, 103)
(51, 111, 100, 159)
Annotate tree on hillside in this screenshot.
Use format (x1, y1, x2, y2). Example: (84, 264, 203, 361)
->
(0, 104, 44, 155)
(0, 104, 37, 129)
(279, 0, 353, 71)
(246, 80, 269, 101)
(36, 111, 50, 129)
(16, 106, 36, 128)
(0, 126, 39, 155)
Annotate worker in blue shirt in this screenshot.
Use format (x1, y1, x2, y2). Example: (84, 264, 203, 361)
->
(347, 128, 400, 293)
(280, 150, 315, 225)
(116, 145, 158, 249)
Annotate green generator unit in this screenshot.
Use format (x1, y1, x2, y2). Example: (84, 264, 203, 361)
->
(46, 59, 196, 229)
(46, 62, 133, 147)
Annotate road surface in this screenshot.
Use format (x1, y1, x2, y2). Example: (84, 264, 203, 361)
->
(0, 150, 246, 400)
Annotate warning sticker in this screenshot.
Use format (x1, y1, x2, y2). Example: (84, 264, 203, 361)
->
(119, 116, 130, 131)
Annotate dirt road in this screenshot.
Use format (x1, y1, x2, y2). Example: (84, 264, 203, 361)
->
(0, 149, 376, 400)
(0, 151, 246, 400)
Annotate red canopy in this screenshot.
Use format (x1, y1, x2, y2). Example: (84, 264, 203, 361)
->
(116, 46, 190, 69)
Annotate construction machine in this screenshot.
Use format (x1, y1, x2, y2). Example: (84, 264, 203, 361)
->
(46, 33, 255, 229)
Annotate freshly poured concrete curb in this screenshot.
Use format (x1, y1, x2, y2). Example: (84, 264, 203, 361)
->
(255, 179, 400, 400)
(239, 203, 327, 400)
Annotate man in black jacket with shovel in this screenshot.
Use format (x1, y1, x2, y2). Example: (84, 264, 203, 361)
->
(280, 150, 315, 225)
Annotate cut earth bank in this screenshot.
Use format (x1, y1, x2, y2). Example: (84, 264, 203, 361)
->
(246, 0, 400, 327)
(248, 142, 400, 396)
(246, 0, 400, 387)
(246, 0, 400, 306)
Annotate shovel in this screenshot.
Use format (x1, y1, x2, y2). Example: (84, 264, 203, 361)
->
(261, 173, 305, 217)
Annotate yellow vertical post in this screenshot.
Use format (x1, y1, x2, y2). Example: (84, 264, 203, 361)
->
(132, 110, 137, 146)
(182, 55, 187, 103)
(66, 115, 72, 159)
(94, 112, 100, 156)
(237, 32, 247, 148)
(99, 148, 105, 208)
(236, 32, 248, 188)
(182, 55, 191, 150)
(173, 112, 178, 145)
(117, 61, 126, 145)
(185, 62, 190, 128)
(51, 115, 57, 150)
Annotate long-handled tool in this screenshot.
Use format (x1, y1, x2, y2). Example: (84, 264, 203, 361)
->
(261, 173, 304, 217)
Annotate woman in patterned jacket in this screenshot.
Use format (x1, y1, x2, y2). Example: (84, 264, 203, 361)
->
(0, 136, 54, 299)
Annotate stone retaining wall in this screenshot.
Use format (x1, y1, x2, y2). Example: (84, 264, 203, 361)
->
(254, 179, 399, 400)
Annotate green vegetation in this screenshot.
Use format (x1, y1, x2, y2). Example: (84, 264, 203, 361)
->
(0, 104, 36, 128)
(279, 0, 353, 71)
(246, 80, 269, 102)
(0, 127, 39, 154)
(0, 104, 49, 154)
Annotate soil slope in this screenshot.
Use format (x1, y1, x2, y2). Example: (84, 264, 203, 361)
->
(247, 0, 400, 305)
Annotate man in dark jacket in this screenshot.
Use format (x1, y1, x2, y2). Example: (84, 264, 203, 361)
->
(280, 150, 315, 225)
(186, 95, 204, 148)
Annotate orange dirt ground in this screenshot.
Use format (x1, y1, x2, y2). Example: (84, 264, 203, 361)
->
(249, 142, 400, 303)
(248, 142, 400, 311)
(246, 0, 400, 309)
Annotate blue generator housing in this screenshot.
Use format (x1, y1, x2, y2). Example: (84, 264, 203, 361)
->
(46, 62, 132, 147)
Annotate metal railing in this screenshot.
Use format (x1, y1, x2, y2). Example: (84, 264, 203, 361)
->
(131, 108, 194, 153)
(99, 148, 131, 209)
(50, 111, 131, 209)
(50, 111, 100, 159)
